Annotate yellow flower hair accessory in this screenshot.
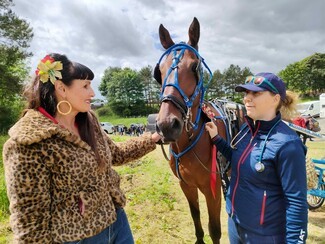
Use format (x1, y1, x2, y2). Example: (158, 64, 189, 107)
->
(35, 55, 63, 84)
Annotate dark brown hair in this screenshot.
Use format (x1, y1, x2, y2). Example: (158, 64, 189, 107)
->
(23, 53, 104, 168)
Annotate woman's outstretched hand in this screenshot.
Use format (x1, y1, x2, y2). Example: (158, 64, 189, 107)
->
(151, 132, 162, 143)
(205, 121, 219, 139)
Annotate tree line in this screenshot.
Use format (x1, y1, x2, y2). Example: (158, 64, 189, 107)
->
(1, 0, 324, 132)
(98, 64, 254, 117)
(98, 54, 325, 117)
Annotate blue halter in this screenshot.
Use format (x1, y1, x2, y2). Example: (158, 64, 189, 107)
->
(158, 43, 213, 130)
(157, 43, 213, 181)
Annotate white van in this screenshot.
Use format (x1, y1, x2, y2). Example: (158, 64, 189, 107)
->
(320, 93, 325, 118)
(297, 101, 320, 117)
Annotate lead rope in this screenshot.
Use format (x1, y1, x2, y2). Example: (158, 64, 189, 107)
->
(161, 144, 170, 161)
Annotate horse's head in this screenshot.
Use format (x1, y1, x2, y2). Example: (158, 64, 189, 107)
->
(154, 17, 211, 143)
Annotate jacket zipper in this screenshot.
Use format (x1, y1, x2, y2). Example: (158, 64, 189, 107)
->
(231, 143, 256, 216)
(260, 190, 267, 225)
(231, 121, 260, 217)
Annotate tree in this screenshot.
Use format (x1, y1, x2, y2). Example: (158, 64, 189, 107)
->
(98, 66, 121, 97)
(278, 53, 325, 97)
(303, 53, 325, 94)
(278, 62, 310, 93)
(139, 65, 160, 110)
(222, 65, 252, 102)
(0, 0, 33, 133)
(206, 69, 223, 100)
(107, 68, 146, 117)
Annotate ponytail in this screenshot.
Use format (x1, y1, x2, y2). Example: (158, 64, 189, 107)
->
(279, 90, 300, 121)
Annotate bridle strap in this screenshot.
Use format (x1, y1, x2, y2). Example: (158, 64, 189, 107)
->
(157, 43, 213, 181)
(160, 95, 188, 119)
(170, 121, 206, 181)
(158, 43, 213, 130)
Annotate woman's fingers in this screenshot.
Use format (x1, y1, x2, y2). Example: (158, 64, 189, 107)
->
(205, 122, 218, 138)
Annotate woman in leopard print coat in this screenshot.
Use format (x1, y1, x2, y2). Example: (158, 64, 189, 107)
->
(3, 53, 161, 243)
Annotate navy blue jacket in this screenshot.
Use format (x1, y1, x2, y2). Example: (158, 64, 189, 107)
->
(213, 113, 308, 243)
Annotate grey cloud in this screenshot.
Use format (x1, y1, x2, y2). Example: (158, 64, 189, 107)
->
(218, 0, 325, 33)
(10, 0, 325, 98)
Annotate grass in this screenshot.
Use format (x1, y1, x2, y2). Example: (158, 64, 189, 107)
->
(0, 135, 11, 244)
(97, 115, 148, 127)
(0, 133, 324, 243)
(115, 143, 228, 243)
(0, 135, 9, 221)
(306, 139, 325, 160)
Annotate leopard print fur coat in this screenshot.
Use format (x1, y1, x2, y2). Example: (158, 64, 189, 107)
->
(3, 109, 156, 243)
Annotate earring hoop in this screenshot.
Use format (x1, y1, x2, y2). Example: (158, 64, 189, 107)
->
(57, 100, 72, 115)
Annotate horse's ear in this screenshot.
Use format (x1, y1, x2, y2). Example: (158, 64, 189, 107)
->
(188, 17, 200, 50)
(159, 24, 175, 49)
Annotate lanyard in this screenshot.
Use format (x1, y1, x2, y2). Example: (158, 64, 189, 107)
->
(255, 119, 281, 172)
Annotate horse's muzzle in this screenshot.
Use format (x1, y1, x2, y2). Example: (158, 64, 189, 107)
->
(156, 117, 183, 143)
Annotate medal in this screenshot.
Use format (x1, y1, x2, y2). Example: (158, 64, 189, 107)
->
(255, 162, 265, 172)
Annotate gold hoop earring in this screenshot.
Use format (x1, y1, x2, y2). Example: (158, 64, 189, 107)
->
(57, 100, 72, 115)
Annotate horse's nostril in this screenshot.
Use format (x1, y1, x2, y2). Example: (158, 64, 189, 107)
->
(156, 116, 183, 142)
(171, 118, 182, 131)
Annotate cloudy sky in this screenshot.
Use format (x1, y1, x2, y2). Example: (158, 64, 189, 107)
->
(12, 0, 325, 99)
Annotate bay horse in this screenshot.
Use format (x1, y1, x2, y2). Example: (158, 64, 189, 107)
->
(153, 17, 232, 244)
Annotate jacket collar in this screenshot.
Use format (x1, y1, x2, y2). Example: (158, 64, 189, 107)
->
(245, 112, 282, 134)
(8, 109, 91, 149)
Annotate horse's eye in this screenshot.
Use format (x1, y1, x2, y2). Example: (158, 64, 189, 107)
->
(191, 62, 201, 83)
(191, 63, 197, 72)
(154, 63, 162, 84)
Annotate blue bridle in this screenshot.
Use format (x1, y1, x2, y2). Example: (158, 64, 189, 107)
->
(157, 43, 213, 181)
(158, 43, 213, 130)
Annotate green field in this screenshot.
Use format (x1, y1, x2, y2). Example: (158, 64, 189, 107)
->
(98, 115, 148, 127)
(0, 119, 324, 243)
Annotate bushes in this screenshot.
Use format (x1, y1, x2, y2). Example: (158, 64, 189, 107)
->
(96, 106, 114, 117)
(0, 100, 24, 135)
(0, 135, 10, 220)
(0, 99, 23, 219)
(97, 105, 159, 117)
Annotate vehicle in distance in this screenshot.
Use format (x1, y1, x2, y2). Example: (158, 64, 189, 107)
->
(297, 101, 320, 117)
(100, 122, 114, 134)
(91, 100, 105, 109)
(146, 113, 157, 133)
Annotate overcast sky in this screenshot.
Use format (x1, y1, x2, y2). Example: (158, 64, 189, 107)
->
(12, 0, 325, 99)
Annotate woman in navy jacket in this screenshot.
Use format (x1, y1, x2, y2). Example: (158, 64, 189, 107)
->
(206, 72, 308, 244)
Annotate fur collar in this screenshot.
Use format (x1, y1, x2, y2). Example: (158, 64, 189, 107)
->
(8, 109, 90, 149)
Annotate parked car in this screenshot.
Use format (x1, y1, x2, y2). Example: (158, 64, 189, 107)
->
(91, 100, 105, 109)
(100, 122, 114, 134)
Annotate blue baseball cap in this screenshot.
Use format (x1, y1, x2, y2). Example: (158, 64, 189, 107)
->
(235, 72, 286, 101)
